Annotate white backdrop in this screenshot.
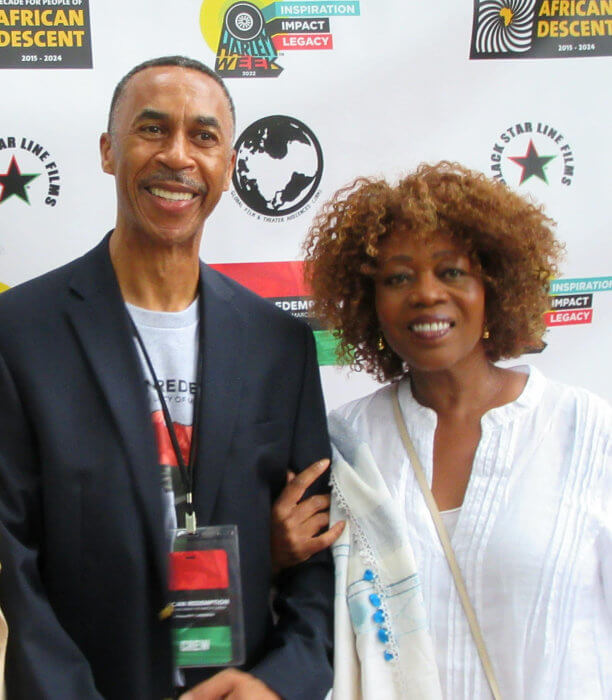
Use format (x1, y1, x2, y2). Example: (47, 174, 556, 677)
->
(1, 0, 610, 408)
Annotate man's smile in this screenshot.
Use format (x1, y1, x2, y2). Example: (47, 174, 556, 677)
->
(147, 186, 197, 201)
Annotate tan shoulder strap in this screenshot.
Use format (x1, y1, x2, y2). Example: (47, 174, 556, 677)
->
(391, 384, 502, 700)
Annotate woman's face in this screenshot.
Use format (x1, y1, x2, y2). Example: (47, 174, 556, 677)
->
(374, 229, 487, 373)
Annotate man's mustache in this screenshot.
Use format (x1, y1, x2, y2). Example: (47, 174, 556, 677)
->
(141, 169, 207, 197)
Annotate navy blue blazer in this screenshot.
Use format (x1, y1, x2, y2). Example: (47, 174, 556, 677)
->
(0, 235, 333, 699)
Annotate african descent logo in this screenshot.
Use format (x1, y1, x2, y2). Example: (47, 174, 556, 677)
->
(470, 0, 612, 59)
(231, 115, 323, 220)
(0, 0, 93, 69)
(472, 0, 537, 54)
(0, 136, 61, 208)
(199, 0, 360, 78)
(488, 121, 575, 188)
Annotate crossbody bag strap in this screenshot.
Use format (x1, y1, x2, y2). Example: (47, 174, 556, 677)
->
(391, 383, 503, 700)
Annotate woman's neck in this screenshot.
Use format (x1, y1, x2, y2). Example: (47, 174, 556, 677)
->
(408, 355, 526, 419)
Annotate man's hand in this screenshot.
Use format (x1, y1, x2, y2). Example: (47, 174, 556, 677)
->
(271, 458, 345, 572)
(179, 669, 281, 700)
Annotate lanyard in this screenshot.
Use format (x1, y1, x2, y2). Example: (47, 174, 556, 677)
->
(129, 315, 203, 534)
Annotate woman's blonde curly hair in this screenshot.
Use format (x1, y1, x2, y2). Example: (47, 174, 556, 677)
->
(303, 161, 564, 382)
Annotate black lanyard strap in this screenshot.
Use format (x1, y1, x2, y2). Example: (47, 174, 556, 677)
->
(128, 314, 203, 531)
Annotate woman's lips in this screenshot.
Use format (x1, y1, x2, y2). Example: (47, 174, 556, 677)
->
(408, 319, 454, 339)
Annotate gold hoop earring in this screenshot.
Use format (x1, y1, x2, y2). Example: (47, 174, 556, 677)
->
(482, 325, 490, 340)
(377, 334, 386, 351)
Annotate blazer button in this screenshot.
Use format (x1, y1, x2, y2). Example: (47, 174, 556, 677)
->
(158, 603, 174, 621)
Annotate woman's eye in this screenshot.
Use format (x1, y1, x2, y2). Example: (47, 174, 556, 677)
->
(442, 268, 465, 279)
(383, 273, 411, 286)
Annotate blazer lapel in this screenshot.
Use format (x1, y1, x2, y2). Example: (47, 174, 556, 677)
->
(193, 263, 245, 523)
(65, 236, 168, 588)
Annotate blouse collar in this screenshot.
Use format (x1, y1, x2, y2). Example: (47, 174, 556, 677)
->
(397, 364, 544, 430)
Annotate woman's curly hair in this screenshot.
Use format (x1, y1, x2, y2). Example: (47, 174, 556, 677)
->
(303, 161, 564, 382)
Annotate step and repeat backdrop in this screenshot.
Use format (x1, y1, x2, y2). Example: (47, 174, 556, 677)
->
(0, 0, 611, 407)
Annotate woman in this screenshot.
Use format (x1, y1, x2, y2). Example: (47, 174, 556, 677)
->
(280, 162, 611, 699)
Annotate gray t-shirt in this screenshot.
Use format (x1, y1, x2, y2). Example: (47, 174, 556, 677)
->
(126, 299, 199, 536)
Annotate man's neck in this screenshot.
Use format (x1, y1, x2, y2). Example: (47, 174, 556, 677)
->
(109, 228, 201, 312)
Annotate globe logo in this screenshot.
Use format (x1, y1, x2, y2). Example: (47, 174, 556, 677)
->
(232, 115, 324, 217)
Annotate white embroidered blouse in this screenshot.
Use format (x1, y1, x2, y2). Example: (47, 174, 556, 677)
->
(331, 365, 612, 699)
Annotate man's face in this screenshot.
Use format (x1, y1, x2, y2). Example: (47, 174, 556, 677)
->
(100, 66, 236, 248)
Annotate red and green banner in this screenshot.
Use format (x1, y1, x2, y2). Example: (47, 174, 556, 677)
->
(210, 261, 342, 365)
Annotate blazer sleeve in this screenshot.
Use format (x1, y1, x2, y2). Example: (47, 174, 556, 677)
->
(0, 351, 103, 699)
(250, 326, 334, 700)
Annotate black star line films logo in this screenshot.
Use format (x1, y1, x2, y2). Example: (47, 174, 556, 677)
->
(470, 0, 612, 59)
(488, 121, 575, 188)
(0, 136, 61, 208)
(0, 156, 39, 204)
(508, 140, 556, 184)
(230, 115, 324, 222)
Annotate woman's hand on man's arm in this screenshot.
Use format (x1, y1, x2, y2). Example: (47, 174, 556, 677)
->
(271, 459, 345, 572)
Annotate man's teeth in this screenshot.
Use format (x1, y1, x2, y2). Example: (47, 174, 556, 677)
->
(411, 321, 451, 333)
(149, 187, 195, 201)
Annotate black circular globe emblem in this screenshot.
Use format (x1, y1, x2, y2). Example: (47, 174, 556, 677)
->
(225, 2, 264, 41)
(232, 115, 324, 218)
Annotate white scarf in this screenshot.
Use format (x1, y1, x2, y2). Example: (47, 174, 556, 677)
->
(329, 413, 443, 700)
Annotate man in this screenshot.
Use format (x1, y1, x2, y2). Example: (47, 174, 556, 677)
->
(0, 56, 334, 699)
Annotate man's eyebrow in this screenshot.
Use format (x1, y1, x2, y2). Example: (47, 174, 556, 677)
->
(134, 108, 167, 122)
(132, 111, 221, 130)
(194, 115, 221, 129)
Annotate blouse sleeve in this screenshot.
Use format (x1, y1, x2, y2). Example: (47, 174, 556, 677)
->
(599, 427, 612, 614)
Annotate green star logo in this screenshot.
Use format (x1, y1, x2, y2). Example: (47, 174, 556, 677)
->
(0, 156, 40, 204)
(508, 140, 555, 185)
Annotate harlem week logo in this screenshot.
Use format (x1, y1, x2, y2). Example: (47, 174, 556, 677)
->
(199, 0, 360, 77)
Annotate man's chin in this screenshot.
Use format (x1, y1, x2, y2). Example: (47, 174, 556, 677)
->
(130, 224, 204, 250)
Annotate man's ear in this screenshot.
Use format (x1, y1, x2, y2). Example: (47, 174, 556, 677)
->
(223, 149, 236, 191)
(100, 132, 115, 175)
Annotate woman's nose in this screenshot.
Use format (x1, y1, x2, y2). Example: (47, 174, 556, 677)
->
(409, 272, 446, 306)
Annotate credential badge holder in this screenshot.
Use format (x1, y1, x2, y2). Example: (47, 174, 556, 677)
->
(169, 525, 245, 668)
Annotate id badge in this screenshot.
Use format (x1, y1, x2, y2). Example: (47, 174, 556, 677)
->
(168, 525, 245, 668)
